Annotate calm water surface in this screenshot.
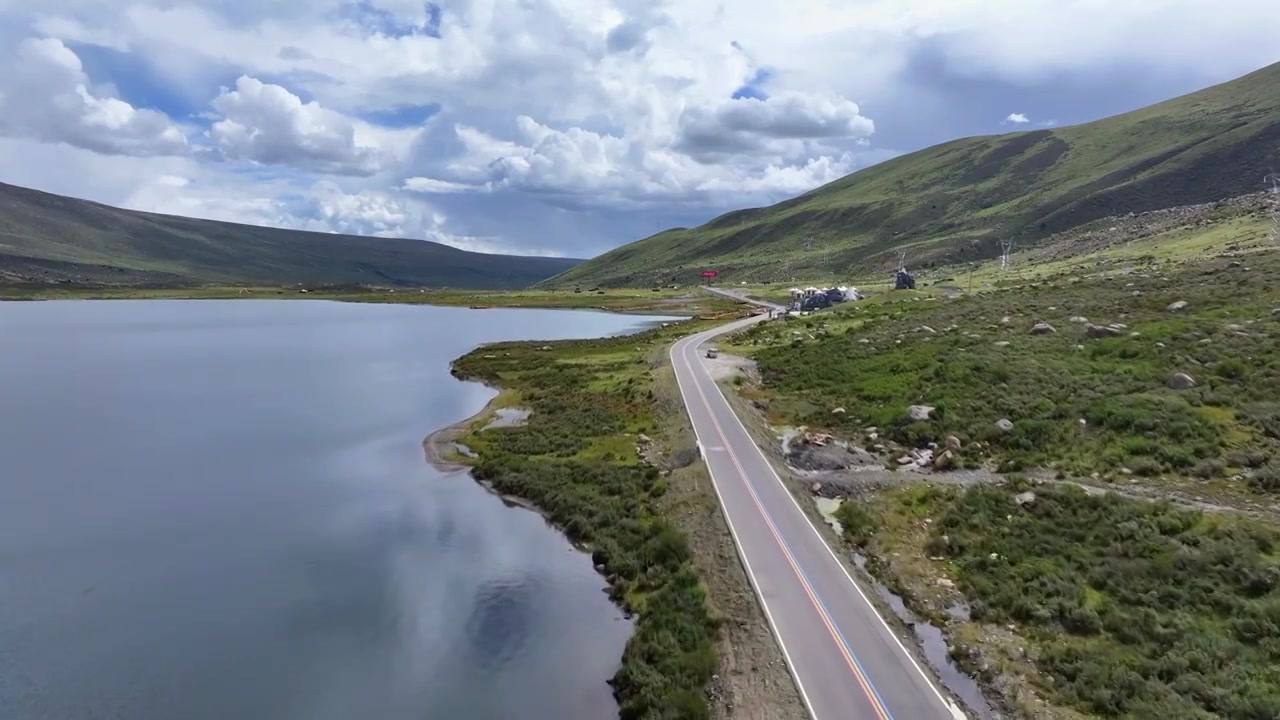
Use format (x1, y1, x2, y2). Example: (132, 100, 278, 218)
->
(0, 299, 679, 720)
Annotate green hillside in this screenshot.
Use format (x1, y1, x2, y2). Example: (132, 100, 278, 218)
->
(0, 181, 580, 289)
(550, 61, 1280, 288)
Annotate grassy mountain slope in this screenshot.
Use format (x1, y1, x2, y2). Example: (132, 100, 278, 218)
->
(549, 61, 1280, 288)
(0, 181, 581, 289)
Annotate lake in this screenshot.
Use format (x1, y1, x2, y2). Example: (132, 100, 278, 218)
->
(0, 299, 678, 720)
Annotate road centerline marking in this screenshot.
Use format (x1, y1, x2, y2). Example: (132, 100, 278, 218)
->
(685, 351, 894, 720)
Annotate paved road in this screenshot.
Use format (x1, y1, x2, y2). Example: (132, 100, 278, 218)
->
(671, 304, 964, 720)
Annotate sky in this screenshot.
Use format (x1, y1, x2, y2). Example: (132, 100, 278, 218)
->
(0, 1, 1277, 259)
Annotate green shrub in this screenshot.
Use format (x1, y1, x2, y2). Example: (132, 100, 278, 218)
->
(931, 484, 1280, 718)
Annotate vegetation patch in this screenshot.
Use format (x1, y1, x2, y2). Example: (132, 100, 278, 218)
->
(941, 481, 1280, 718)
(449, 307, 745, 719)
(739, 250, 1280, 484)
(836, 482, 1280, 719)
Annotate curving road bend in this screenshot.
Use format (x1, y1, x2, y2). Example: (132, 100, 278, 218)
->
(672, 294, 965, 720)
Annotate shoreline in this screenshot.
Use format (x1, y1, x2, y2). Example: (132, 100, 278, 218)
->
(0, 285, 714, 318)
(433, 307, 809, 720)
(421, 392, 551, 520)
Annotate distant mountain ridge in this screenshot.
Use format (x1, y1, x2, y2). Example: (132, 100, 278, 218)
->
(0, 181, 581, 289)
(547, 61, 1280, 288)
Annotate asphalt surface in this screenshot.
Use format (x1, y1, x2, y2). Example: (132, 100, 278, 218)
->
(671, 296, 964, 720)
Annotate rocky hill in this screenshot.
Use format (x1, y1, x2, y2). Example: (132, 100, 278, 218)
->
(548, 61, 1280, 288)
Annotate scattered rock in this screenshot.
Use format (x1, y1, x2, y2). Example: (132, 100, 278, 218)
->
(811, 482, 823, 493)
(637, 434, 651, 444)
(1014, 491, 1037, 506)
(1085, 323, 1124, 338)
(937, 578, 956, 589)
(539, 345, 552, 351)
(906, 405, 935, 422)
(831, 407, 846, 415)
(1000, 316, 1012, 325)
(1155, 342, 1166, 348)
(919, 325, 936, 334)
(1167, 300, 1189, 312)
(1168, 372, 1197, 390)
(1030, 322, 1056, 335)
(995, 418, 1015, 433)
(897, 455, 916, 466)
(945, 435, 962, 452)
(993, 341, 1011, 348)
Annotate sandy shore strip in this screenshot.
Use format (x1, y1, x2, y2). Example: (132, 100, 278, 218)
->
(421, 397, 549, 519)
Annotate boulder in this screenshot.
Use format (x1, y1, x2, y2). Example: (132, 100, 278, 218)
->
(1014, 491, 1037, 507)
(906, 405, 935, 422)
(1168, 372, 1197, 390)
(1167, 300, 1189, 312)
(897, 455, 916, 466)
(831, 407, 846, 415)
(1030, 322, 1056, 335)
(1085, 323, 1123, 338)
(946, 435, 963, 452)
(638, 434, 652, 444)
(933, 450, 954, 471)
(1068, 316, 1089, 323)
(995, 418, 1015, 433)
(993, 341, 1011, 347)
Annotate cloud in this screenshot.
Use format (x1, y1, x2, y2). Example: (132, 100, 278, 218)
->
(0, 37, 188, 157)
(401, 177, 484, 194)
(4, 0, 1280, 261)
(209, 76, 389, 176)
(676, 92, 874, 159)
(1003, 112, 1030, 124)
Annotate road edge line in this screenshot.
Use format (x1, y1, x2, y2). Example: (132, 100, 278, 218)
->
(669, 328, 823, 720)
(689, 299, 968, 720)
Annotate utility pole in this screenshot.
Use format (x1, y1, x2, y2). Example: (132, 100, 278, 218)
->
(1267, 173, 1280, 246)
(999, 239, 1014, 272)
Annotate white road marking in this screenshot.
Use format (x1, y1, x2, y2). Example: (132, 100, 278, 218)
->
(675, 309, 968, 720)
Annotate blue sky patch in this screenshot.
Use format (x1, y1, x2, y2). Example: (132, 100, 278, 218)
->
(336, 1, 442, 38)
(69, 42, 202, 119)
(732, 68, 772, 100)
(360, 103, 441, 128)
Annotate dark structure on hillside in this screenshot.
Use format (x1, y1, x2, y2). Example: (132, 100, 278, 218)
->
(894, 268, 916, 290)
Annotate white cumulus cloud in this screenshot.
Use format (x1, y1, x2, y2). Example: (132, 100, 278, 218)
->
(209, 76, 389, 176)
(1004, 112, 1030, 124)
(0, 37, 188, 157)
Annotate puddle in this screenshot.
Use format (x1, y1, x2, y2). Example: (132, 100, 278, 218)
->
(778, 427, 802, 456)
(814, 496, 844, 535)
(849, 553, 996, 719)
(483, 407, 531, 430)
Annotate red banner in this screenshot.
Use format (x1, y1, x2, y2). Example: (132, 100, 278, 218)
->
(701, 270, 718, 278)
